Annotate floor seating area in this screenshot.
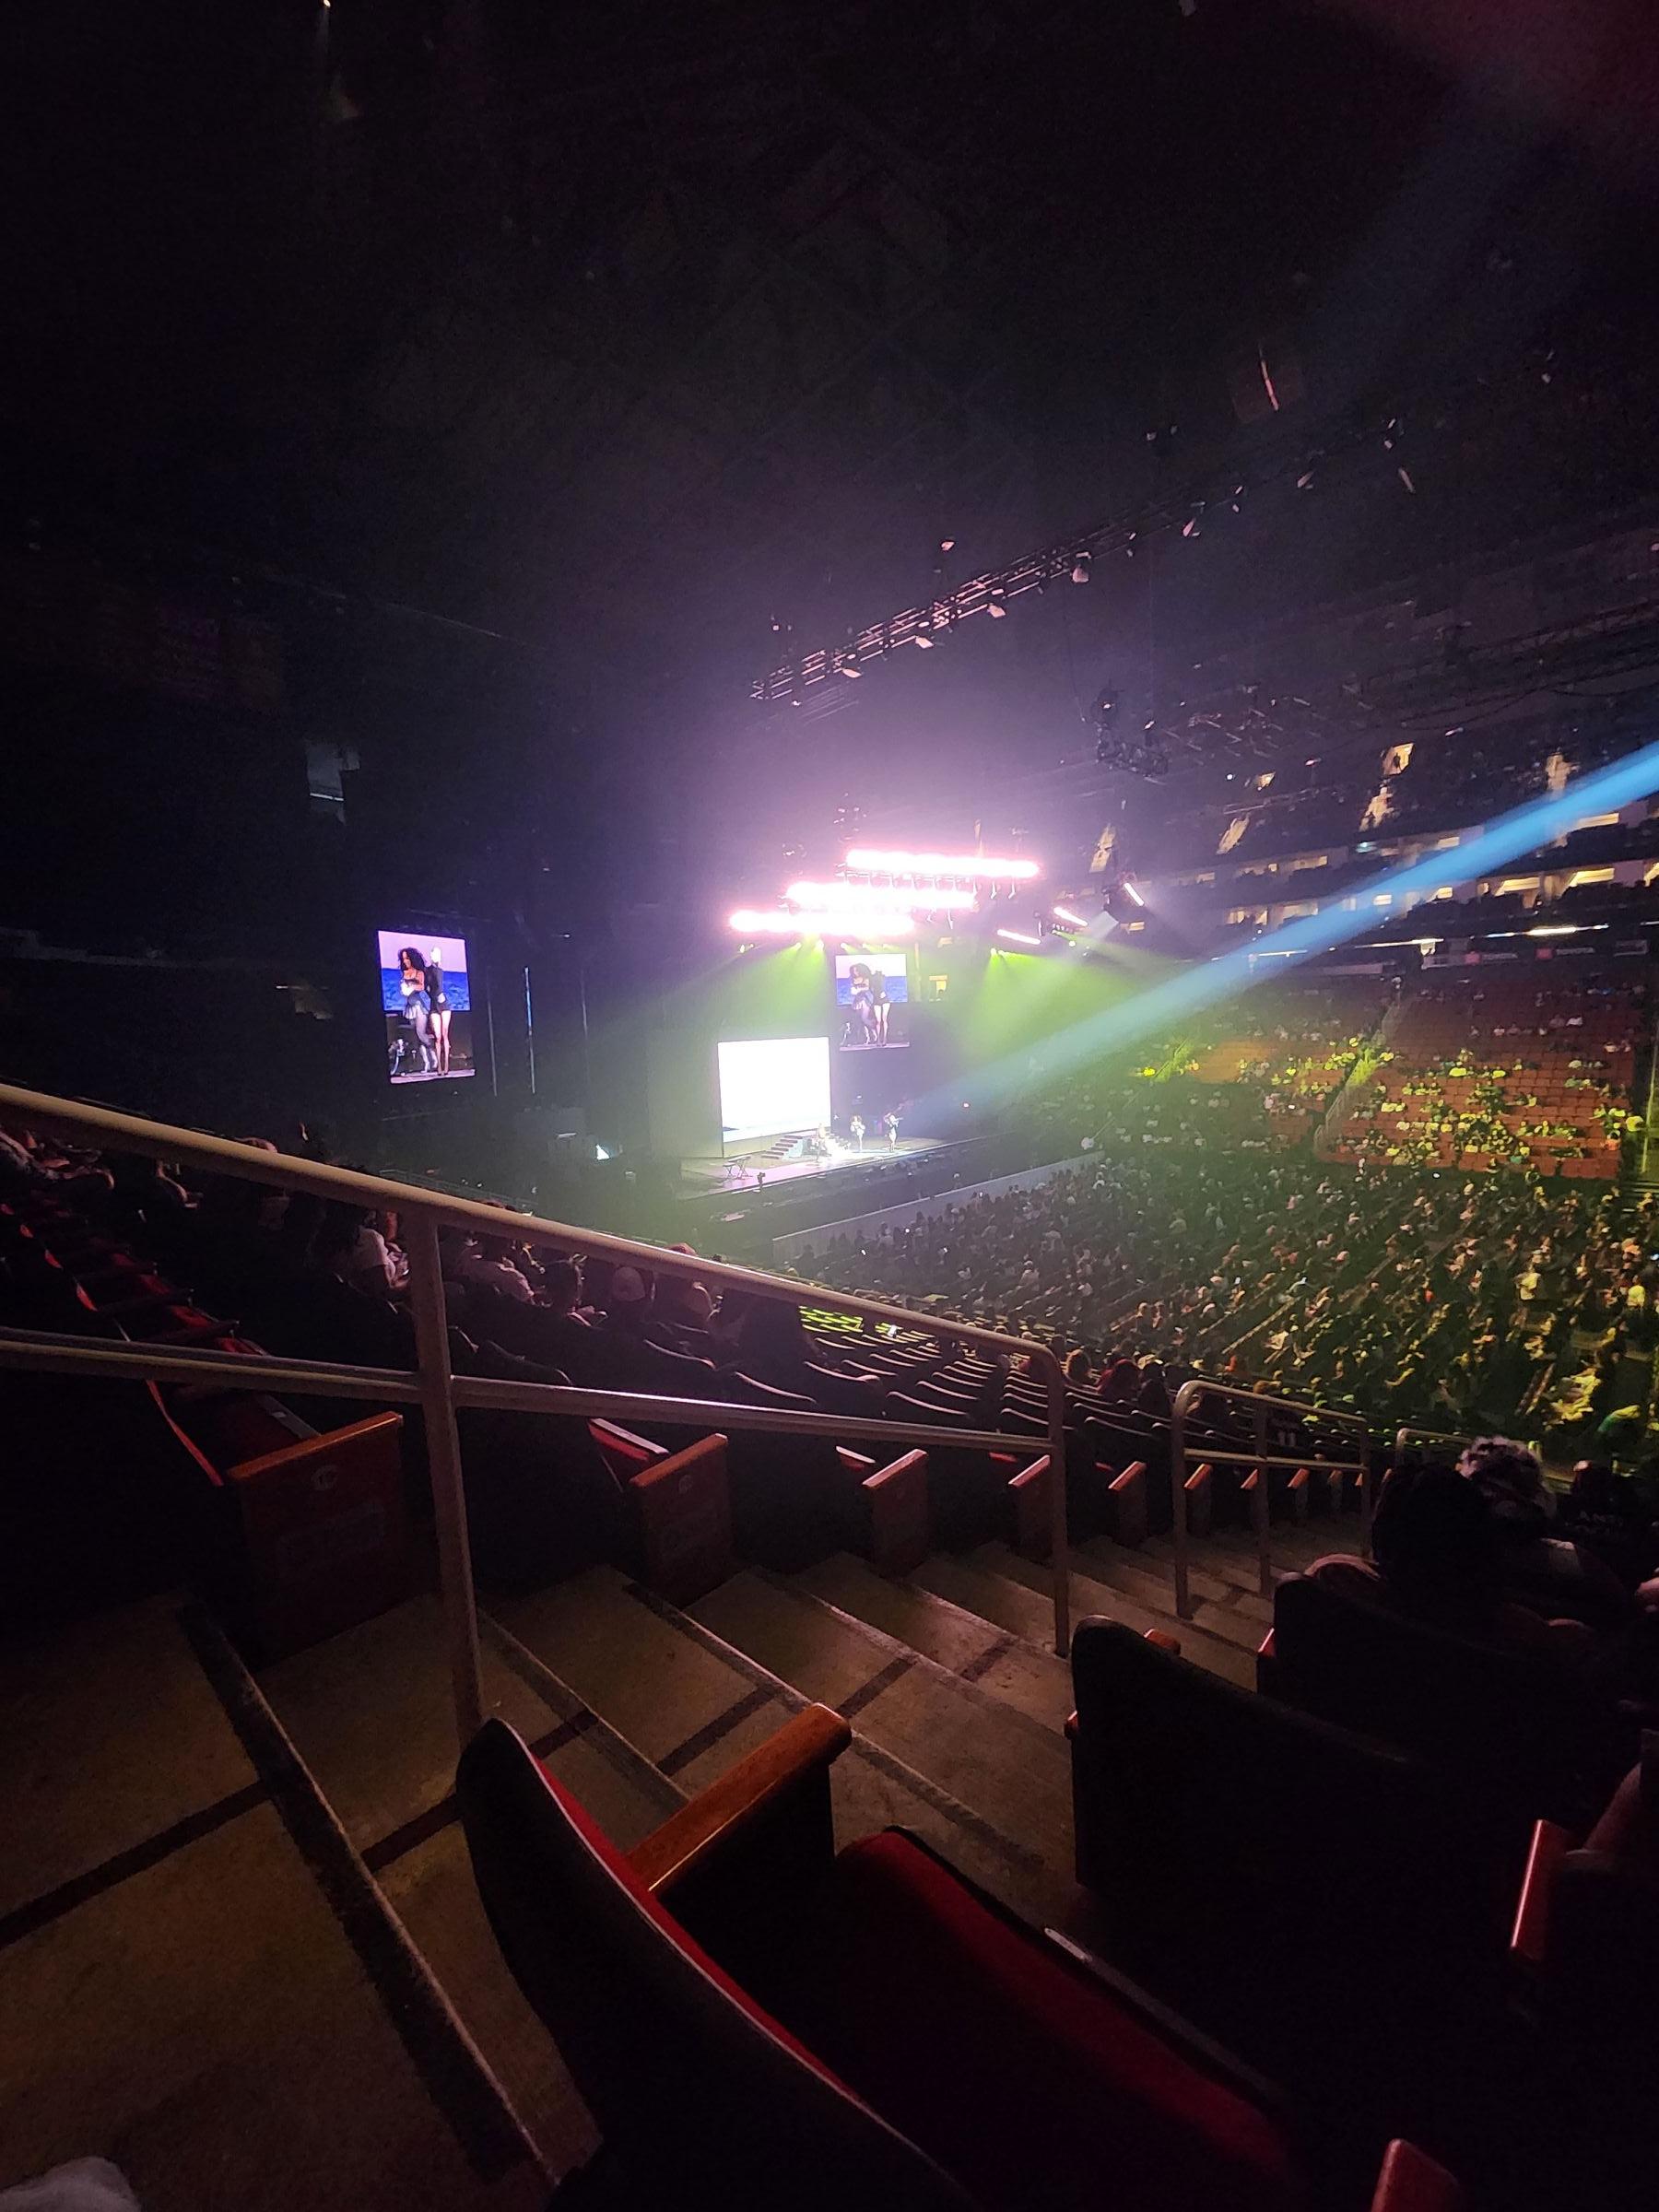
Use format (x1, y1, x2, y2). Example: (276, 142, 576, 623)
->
(1327, 970, 1642, 1175)
(3, 1130, 1658, 2211)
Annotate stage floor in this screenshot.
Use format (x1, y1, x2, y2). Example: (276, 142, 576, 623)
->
(681, 1135, 943, 1198)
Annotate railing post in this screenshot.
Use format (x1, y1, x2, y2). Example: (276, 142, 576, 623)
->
(1252, 1399, 1272, 1598)
(1039, 1348, 1071, 1658)
(1171, 1383, 1193, 1620)
(1360, 1442, 1379, 1559)
(406, 1216, 486, 1747)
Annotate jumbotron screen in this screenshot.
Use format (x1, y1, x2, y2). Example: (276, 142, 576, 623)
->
(717, 1036, 831, 1145)
(833, 950, 910, 1052)
(379, 930, 475, 1084)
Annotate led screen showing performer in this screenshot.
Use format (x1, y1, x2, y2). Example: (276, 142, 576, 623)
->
(833, 950, 910, 1051)
(379, 929, 476, 1084)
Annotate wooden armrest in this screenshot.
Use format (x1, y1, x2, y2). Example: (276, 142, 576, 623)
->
(1369, 2139, 1463, 2212)
(836, 1445, 876, 1473)
(629, 1703, 852, 1895)
(224, 1409, 402, 1484)
(1065, 1710, 1078, 1741)
(1009, 1453, 1050, 1489)
(590, 1417, 665, 1459)
(1258, 1628, 1276, 1659)
(1143, 1629, 1182, 1654)
(864, 1447, 925, 1494)
(1108, 1459, 1147, 1491)
(1511, 1818, 1575, 1967)
(1184, 1461, 1212, 1492)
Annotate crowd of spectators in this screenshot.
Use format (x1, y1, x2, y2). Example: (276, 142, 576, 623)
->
(802, 1147, 1659, 1452)
(1330, 972, 1641, 1175)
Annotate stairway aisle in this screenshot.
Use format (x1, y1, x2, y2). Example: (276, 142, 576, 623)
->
(204, 1503, 1368, 2197)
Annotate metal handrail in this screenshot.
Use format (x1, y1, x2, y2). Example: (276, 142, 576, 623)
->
(0, 1324, 1057, 1460)
(0, 1081, 1072, 1738)
(1169, 1376, 1370, 1618)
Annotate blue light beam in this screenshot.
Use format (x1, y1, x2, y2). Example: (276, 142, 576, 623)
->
(971, 736, 1659, 1107)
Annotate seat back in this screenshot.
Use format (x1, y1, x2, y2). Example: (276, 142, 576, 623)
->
(1071, 1618, 1512, 1971)
(456, 1719, 971, 2210)
(1270, 1571, 1615, 1823)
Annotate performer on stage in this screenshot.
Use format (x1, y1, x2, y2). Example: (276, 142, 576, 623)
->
(849, 1112, 866, 1150)
(883, 1108, 900, 1147)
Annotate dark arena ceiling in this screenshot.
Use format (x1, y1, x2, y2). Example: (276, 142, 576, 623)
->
(9, 0, 1659, 843)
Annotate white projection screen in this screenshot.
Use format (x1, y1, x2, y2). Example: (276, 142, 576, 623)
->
(717, 1037, 832, 1146)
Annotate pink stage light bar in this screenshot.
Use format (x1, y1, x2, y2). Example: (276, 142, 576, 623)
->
(995, 927, 1042, 947)
(729, 908, 917, 938)
(843, 846, 1041, 881)
(785, 878, 980, 912)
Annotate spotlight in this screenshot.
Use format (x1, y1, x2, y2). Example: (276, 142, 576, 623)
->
(987, 586, 1007, 618)
(1071, 553, 1092, 584)
(914, 631, 935, 650)
(996, 927, 1042, 947)
(1123, 879, 1146, 908)
(1053, 905, 1088, 928)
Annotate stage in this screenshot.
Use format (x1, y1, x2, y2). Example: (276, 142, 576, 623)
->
(679, 1131, 945, 1199)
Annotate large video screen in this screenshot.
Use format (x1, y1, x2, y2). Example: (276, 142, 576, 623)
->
(834, 950, 910, 1052)
(717, 1037, 831, 1146)
(379, 930, 476, 1084)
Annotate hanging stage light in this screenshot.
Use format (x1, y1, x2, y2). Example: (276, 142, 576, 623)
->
(844, 847, 1041, 880)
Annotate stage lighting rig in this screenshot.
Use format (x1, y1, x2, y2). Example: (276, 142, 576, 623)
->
(748, 337, 1620, 708)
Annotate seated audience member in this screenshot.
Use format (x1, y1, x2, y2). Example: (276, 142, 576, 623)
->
(537, 1255, 586, 1320)
(1558, 1461, 1659, 1593)
(0, 1125, 113, 1205)
(1100, 1354, 1140, 1406)
(578, 1255, 617, 1321)
(604, 1265, 655, 1335)
(652, 1244, 714, 1341)
(727, 1295, 882, 1414)
(1461, 1436, 1632, 1628)
(313, 1199, 409, 1294)
(1135, 1359, 1172, 1417)
(105, 1150, 192, 1238)
(1063, 1347, 1094, 1386)
(455, 1230, 536, 1303)
(1309, 1465, 1570, 1655)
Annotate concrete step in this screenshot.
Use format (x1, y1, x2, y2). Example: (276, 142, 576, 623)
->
(688, 1568, 1077, 1924)
(1020, 1541, 1264, 1660)
(790, 1551, 1074, 1734)
(495, 1563, 1070, 1929)
(258, 1590, 676, 2179)
(914, 1545, 1257, 1692)
(2, 1594, 552, 2211)
(1074, 1535, 1275, 1634)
